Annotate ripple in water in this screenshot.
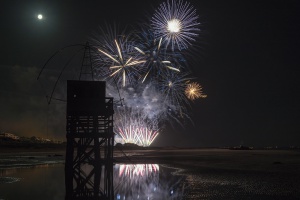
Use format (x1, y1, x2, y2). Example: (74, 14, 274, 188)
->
(0, 177, 20, 184)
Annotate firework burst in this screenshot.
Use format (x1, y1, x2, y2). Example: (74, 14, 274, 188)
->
(151, 0, 200, 50)
(117, 125, 159, 147)
(185, 82, 207, 100)
(115, 107, 159, 147)
(90, 0, 205, 146)
(133, 26, 182, 82)
(92, 25, 145, 87)
(159, 70, 191, 106)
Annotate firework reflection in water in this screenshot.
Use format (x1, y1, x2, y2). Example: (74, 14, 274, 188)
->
(114, 164, 184, 200)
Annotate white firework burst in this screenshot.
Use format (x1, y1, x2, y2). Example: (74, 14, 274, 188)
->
(115, 107, 159, 147)
(92, 25, 145, 87)
(151, 0, 200, 50)
(133, 26, 181, 82)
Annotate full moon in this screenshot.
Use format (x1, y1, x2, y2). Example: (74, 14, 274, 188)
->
(37, 14, 43, 20)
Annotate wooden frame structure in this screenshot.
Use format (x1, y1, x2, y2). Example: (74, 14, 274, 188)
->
(65, 80, 114, 200)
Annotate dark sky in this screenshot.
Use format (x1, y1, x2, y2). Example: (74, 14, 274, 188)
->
(0, 0, 299, 147)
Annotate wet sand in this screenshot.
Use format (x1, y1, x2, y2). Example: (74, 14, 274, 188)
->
(1, 148, 300, 199)
(116, 149, 300, 173)
(115, 149, 300, 199)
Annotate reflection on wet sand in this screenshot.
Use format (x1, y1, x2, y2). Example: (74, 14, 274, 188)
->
(0, 164, 55, 184)
(114, 164, 185, 200)
(0, 163, 65, 200)
(1, 149, 300, 199)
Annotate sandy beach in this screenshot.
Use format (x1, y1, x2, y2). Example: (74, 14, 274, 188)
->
(1, 148, 300, 199)
(116, 148, 300, 172)
(116, 148, 300, 199)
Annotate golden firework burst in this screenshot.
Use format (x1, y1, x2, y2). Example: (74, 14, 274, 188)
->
(185, 82, 207, 100)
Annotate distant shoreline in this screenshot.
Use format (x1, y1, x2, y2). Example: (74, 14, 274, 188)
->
(1, 148, 300, 172)
(0, 146, 66, 153)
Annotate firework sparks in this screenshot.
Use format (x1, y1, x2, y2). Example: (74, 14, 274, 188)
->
(151, 0, 200, 50)
(117, 125, 159, 146)
(90, 0, 206, 145)
(185, 82, 207, 100)
(160, 70, 191, 106)
(98, 39, 145, 87)
(133, 26, 181, 83)
(115, 107, 159, 147)
(91, 25, 146, 87)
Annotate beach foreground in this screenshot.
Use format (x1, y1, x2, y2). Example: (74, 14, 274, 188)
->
(1, 148, 300, 199)
(116, 149, 300, 199)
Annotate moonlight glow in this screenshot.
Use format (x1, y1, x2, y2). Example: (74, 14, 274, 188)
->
(37, 14, 43, 20)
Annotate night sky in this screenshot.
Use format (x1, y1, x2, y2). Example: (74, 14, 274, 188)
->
(0, 0, 299, 147)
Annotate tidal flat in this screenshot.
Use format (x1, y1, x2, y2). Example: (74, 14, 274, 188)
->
(0, 149, 300, 199)
(117, 149, 300, 199)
